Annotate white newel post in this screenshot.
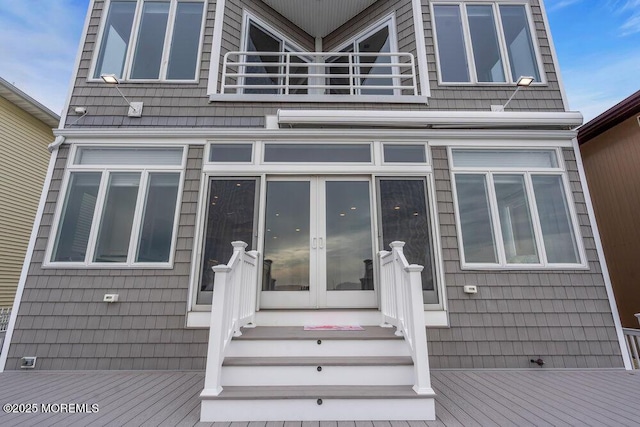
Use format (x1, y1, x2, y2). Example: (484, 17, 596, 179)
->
(230, 241, 248, 337)
(390, 241, 407, 337)
(406, 263, 432, 394)
(245, 250, 259, 327)
(203, 263, 231, 395)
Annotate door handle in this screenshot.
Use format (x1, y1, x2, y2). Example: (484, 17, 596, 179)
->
(312, 238, 317, 249)
(319, 237, 324, 249)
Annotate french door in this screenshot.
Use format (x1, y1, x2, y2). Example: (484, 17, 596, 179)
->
(260, 176, 377, 308)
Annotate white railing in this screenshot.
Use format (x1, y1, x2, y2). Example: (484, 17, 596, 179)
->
(379, 241, 433, 395)
(202, 241, 259, 396)
(0, 308, 10, 332)
(221, 51, 418, 96)
(623, 328, 640, 370)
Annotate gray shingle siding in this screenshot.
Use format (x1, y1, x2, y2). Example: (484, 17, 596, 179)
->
(428, 147, 623, 369)
(6, 145, 624, 370)
(5, 145, 208, 371)
(64, 0, 565, 128)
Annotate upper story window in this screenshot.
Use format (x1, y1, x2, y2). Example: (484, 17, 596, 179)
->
(450, 149, 585, 269)
(46, 147, 185, 267)
(92, 0, 205, 81)
(432, 2, 542, 84)
(242, 17, 310, 94)
(328, 19, 396, 95)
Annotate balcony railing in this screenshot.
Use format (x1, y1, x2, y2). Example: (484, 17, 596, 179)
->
(218, 51, 420, 100)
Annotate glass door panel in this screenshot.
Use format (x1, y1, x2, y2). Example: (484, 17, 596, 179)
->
(323, 179, 377, 308)
(260, 179, 315, 308)
(198, 178, 258, 304)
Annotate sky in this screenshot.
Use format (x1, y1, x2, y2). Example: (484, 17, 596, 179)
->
(0, 0, 638, 123)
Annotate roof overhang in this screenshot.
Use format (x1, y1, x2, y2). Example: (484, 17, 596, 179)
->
(0, 77, 60, 128)
(261, 0, 378, 37)
(276, 110, 584, 130)
(577, 90, 640, 145)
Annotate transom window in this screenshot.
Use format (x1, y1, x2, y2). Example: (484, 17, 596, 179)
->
(92, 0, 205, 81)
(47, 147, 185, 266)
(432, 2, 542, 84)
(450, 149, 584, 268)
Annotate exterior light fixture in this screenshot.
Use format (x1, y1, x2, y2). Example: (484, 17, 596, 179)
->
(100, 74, 143, 117)
(491, 76, 535, 112)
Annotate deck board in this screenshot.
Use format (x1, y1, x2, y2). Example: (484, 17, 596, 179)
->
(0, 370, 639, 426)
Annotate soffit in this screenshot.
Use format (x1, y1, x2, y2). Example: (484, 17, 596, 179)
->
(0, 77, 60, 128)
(261, 0, 378, 38)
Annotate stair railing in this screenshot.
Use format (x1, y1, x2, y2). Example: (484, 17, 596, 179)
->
(379, 241, 434, 395)
(202, 241, 259, 396)
(623, 328, 640, 369)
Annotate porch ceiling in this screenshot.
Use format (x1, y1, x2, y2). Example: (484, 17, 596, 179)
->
(261, 0, 379, 38)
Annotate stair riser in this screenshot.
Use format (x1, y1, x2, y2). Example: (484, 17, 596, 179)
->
(227, 340, 410, 357)
(200, 398, 436, 421)
(221, 365, 414, 386)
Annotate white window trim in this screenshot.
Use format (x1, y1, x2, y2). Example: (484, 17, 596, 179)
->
(448, 146, 588, 270)
(43, 144, 187, 268)
(88, 0, 208, 83)
(430, 0, 546, 86)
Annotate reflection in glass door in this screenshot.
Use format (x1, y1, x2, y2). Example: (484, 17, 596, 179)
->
(260, 177, 376, 309)
(260, 180, 315, 308)
(322, 179, 376, 307)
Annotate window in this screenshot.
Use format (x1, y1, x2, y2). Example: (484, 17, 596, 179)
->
(328, 20, 396, 95)
(242, 18, 310, 94)
(263, 144, 372, 163)
(450, 149, 583, 268)
(383, 144, 427, 163)
(48, 147, 185, 266)
(433, 2, 541, 84)
(93, 0, 205, 81)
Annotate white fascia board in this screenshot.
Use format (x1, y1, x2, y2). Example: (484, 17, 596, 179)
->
(53, 127, 577, 141)
(277, 110, 584, 129)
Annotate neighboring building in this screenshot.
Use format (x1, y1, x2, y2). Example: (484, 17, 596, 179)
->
(0, 0, 632, 422)
(578, 90, 640, 329)
(0, 77, 59, 309)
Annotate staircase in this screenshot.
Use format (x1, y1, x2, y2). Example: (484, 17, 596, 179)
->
(200, 241, 436, 421)
(200, 326, 436, 421)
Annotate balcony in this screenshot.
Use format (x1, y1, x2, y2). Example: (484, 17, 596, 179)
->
(210, 51, 427, 103)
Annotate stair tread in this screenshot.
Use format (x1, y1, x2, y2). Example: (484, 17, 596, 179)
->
(204, 385, 434, 400)
(223, 356, 413, 366)
(235, 326, 401, 340)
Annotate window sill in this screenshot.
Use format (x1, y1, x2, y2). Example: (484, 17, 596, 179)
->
(41, 262, 174, 269)
(459, 262, 590, 271)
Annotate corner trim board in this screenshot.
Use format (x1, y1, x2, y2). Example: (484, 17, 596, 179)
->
(207, 0, 227, 95)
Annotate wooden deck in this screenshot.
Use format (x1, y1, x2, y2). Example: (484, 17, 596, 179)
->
(0, 369, 639, 426)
